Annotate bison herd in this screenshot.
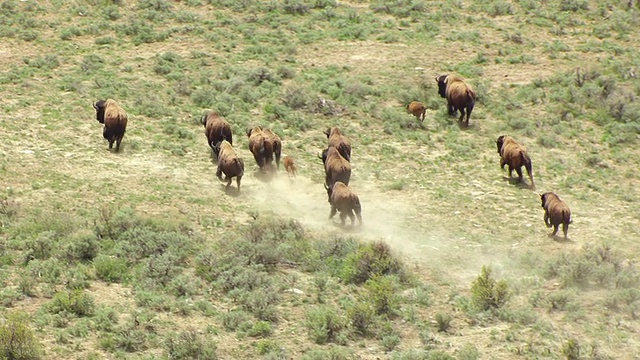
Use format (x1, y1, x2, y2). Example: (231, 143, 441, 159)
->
(93, 75, 572, 237)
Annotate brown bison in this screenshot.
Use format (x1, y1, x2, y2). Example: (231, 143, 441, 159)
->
(324, 127, 351, 162)
(435, 74, 476, 126)
(325, 181, 362, 227)
(214, 140, 244, 192)
(246, 126, 275, 172)
(283, 155, 297, 177)
(262, 128, 282, 170)
(321, 146, 351, 201)
(93, 99, 128, 152)
(540, 192, 572, 239)
(201, 111, 232, 158)
(407, 101, 427, 123)
(496, 135, 535, 188)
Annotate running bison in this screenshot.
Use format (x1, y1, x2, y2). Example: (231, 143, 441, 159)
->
(496, 135, 535, 188)
(325, 181, 362, 227)
(93, 99, 128, 152)
(540, 192, 572, 239)
(407, 101, 427, 123)
(435, 74, 476, 126)
(246, 126, 275, 172)
(214, 140, 244, 192)
(201, 111, 232, 158)
(324, 127, 351, 162)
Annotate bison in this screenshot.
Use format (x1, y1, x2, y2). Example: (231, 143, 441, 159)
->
(246, 126, 275, 172)
(407, 101, 427, 123)
(325, 181, 362, 227)
(201, 111, 232, 158)
(324, 127, 351, 162)
(214, 140, 244, 192)
(321, 146, 351, 200)
(435, 74, 476, 126)
(540, 192, 572, 239)
(283, 155, 297, 177)
(496, 135, 535, 188)
(93, 99, 128, 152)
(261, 128, 282, 170)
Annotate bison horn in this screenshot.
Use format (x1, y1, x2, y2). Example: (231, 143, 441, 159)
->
(92, 102, 98, 110)
(324, 183, 329, 190)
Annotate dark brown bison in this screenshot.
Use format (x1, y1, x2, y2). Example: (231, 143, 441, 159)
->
(407, 101, 427, 123)
(435, 74, 476, 126)
(93, 99, 128, 152)
(324, 127, 351, 162)
(283, 155, 297, 177)
(321, 146, 351, 200)
(262, 128, 282, 170)
(540, 192, 572, 239)
(496, 135, 535, 188)
(214, 140, 244, 192)
(247, 126, 275, 172)
(325, 181, 362, 227)
(201, 111, 232, 158)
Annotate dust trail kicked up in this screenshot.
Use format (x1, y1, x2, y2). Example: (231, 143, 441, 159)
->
(237, 170, 508, 283)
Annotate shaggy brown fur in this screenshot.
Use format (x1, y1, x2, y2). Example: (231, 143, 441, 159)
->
(496, 135, 535, 188)
(435, 74, 476, 126)
(93, 99, 128, 152)
(283, 156, 297, 177)
(324, 127, 351, 162)
(325, 181, 362, 227)
(201, 111, 232, 157)
(407, 101, 427, 123)
(540, 192, 572, 239)
(246, 126, 275, 172)
(262, 128, 282, 170)
(321, 146, 351, 200)
(214, 140, 244, 192)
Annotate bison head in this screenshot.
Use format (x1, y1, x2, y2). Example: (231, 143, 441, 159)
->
(435, 75, 448, 99)
(319, 147, 329, 165)
(496, 135, 506, 154)
(93, 100, 107, 124)
(540, 192, 549, 208)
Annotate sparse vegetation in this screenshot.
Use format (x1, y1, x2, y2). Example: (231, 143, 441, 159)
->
(1, 0, 639, 358)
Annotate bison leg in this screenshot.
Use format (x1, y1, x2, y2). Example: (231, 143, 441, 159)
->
(562, 222, 569, 239)
(115, 137, 123, 152)
(458, 108, 466, 123)
(465, 105, 473, 125)
(216, 167, 224, 181)
(515, 167, 524, 183)
(236, 175, 242, 192)
(329, 205, 337, 220)
(544, 211, 551, 228)
(507, 165, 514, 181)
(356, 210, 363, 226)
(447, 103, 456, 116)
(347, 210, 355, 226)
(551, 224, 559, 236)
(339, 211, 348, 226)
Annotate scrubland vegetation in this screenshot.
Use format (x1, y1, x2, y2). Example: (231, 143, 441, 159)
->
(1, 0, 639, 359)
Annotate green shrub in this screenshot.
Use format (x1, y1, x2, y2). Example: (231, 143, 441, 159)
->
(61, 230, 99, 263)
(340, 241, 405, 285)
(365, 275, 401, 317)
(562, 338, 581, 359)
(470, 266, 509, 311)
(248, 321, 272, 337)
(47, 290, 95, 317)
(305, 306, 347, 345)
(93, 255, 129, 283)
(0, 312, 41, 360)
(346, 301, 376, 336)
(164, 328, 217, 360)
(434, 312, 453, 332)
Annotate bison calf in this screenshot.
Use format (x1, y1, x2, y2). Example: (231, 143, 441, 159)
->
(496, 135, 535, 188)
(214, 140, 244, 192)
(540, 192, 572, 239)
(283, 155, 297, 177)
(407, 101, 427, 123)
(435, 74, 476, 126)
(325, 181, 362, 227)
(93, 99, 128, 152)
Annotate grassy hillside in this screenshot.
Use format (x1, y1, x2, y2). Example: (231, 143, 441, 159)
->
(1, 0, 639, 359)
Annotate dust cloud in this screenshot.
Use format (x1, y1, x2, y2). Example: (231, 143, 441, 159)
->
(237, 170, 508, 285)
